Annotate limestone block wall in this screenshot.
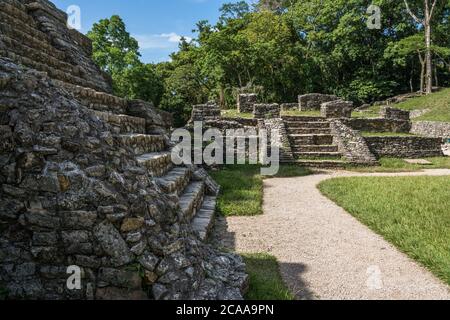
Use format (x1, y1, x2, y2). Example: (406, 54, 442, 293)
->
(260, 118, 294, 163)
(0, 58, 248, 300)
(381, 107, 410, 121)
(190, 103, 221, 122)
(364, 136, 444, 158)
(411, 121, 450, 139)
(0, 0, 112, 92)
(253, 103, 280, 119)
(329, 120, 378, 164)
(299, 93, 339, 111)
(237, 94, 257, 113)
(321, 100, 353, 119)
(342, 118, 411, 133)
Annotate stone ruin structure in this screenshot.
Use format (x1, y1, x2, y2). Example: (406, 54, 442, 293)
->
(299, 93, 340, 111)
(253, 103, 280, 120)
(190, 102, 221, 122)
(321, 100, 354, 119)
(237, 93, 257, 113)
(193, 96, 444, 168)
(0, 0, 248, 300)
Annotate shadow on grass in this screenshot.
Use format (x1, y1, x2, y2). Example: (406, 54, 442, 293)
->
(212, 217, 315, 301)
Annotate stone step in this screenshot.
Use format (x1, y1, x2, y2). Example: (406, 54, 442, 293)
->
(287, 128, 331, 135)
(116, 134, 166, 154)
(56, 81, 128, 114)
(0, 34, 75, 75)
(179, 181, 205, 220)
(0, 18, 65, 60)
(293, 145, 339, 153)
(285, 121, 330, 129)
(136, 151, 173, 177)
(0, 0, 36, 26)
(156, 167, 192, 194)
(285, 159, 349, 168)
(289, 134, 334, 145)
(0, 49, 105, 92)
(294, 152, 342, 159)
(93, 111, 146, 134)
(282, 116, 327, 122)
(191, 196, 217, 242)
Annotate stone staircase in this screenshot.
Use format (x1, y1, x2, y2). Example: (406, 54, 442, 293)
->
(283, 116, 349, 168)
(85, 98, 216, 241)
(0, 0, 217, 242)
(0, 0, 110, 92)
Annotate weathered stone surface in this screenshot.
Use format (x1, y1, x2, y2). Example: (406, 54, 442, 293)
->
(365, 136, 444, 158)
(342, 118, 411, 133)
(237, 93, 257, 113)
(381, 107, 410, 121)
(0, 0, 248, 300)
(411, 121, 450, 139)
(190, 102, 221, 122)
(253, 103, 280, 119)
(93, 222, 132, 267)
(321, 100, 353, 119)
(330, 120, 378, 164)
(299, 93, 339, 111)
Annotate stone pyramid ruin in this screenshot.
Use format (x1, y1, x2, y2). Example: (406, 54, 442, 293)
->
(0, 0, 247, 300)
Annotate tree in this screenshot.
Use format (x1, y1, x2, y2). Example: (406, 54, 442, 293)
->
(87, 15, 164, 104)
(403, 0, 442, 93)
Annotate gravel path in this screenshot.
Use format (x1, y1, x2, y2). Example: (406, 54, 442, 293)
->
(214, 169, 450, 300)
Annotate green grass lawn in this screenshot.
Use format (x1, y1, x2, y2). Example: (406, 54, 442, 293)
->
(209, 164, 311, 216)
(347, 157, 450, 173)
(353, 88, 450, 122)
(243, 253, 294, 300)
(318, 176, 450, 285)
(395, 88, 450, 122)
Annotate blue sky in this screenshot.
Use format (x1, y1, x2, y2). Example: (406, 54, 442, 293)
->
(52, 0, 249, 63)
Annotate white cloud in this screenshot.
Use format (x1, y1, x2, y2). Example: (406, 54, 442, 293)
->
(134, 33, 192, 50)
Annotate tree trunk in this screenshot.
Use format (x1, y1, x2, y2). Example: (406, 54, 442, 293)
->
(434, 64, 439, 87)
(418, 51, 425, 93)
(424, 0, 433, 94)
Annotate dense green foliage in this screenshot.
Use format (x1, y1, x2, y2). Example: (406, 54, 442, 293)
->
(87, 16, 164, 105)
(87, 2, 450, 126)
(318, 176, 450, 285)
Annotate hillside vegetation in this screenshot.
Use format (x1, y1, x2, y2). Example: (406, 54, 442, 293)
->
(395, 88, 450, 122)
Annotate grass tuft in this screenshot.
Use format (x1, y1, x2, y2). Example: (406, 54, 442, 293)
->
(210, 164, 311, 216)
(243, 253, 294, 300)
(347, 157, 450, 173)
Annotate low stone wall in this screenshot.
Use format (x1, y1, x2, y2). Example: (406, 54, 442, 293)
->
(299, 93, 339, 111)
(411, 121, 450, 139)
(253, 103, 280, 119)
(281, 103, 299, 112)
(330, 120, 377, 164)
(321, 100, 353, 119)
(237, 94, 257, 113)
(381, 107, 410, 121)
(260, 118, 294, 162)
(190, 103, 221, 122)
(342, 118, 411, 133)
(365, 136, 444, 158)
